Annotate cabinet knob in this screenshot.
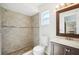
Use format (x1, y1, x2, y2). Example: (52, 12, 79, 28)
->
(65, 48, 70, 52)
(64, 48, 71, 55)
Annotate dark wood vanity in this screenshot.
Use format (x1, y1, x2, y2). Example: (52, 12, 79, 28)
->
(53, 3, 79, 55)
(51, 42, 79, 55)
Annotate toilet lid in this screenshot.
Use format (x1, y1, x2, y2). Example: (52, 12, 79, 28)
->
(33, 46, 45, 52)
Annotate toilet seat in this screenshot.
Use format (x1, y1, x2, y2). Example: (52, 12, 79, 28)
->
(33, 45, 45, 55)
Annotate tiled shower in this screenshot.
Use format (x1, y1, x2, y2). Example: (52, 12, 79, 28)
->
(0, 7, 39, 55)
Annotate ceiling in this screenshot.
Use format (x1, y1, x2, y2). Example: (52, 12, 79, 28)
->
(0, 3, 43, 16)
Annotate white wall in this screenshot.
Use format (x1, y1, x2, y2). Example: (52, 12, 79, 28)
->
(39, 3, 58, 54)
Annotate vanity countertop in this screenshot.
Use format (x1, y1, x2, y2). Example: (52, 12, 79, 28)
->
(50, 38, 79, 49)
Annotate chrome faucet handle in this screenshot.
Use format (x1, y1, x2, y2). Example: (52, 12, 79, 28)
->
(66, 37, 72, 40)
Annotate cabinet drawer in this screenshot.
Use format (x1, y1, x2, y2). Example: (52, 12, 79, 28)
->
(70, 47, 79, 55)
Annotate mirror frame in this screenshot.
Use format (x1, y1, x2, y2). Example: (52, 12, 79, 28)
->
(56, 4, 79, 38)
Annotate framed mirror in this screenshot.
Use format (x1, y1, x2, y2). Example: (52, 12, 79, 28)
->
(56, 4, 79, 38)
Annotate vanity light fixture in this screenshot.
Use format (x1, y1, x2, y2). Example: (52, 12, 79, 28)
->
(56, 3, 74, 10)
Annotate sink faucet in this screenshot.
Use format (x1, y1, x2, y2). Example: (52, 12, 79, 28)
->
(66, 37, 72, 40)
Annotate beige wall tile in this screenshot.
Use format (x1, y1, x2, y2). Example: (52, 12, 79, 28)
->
(32, 13, 39, 46)
(3, 10, 32, 27)
(1, 8, 34, 54)
(2, 28, 33, 54)
(33, 28, 39, 46)
(0, 7, 4, 55)
(32, 13, 39, 28)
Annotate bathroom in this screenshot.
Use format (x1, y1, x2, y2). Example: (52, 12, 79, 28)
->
(0, 3, 79, 55)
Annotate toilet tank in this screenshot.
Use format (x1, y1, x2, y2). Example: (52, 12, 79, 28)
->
(39, 36, 49, 47)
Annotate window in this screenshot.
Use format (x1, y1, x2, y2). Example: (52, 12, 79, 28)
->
(41, 10, 50, 25)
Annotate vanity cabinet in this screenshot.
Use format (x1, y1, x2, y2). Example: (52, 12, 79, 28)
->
(52, 42, 79, 55)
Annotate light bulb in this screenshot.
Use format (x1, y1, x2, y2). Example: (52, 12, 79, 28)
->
(60, 3, 64, 6)
(56, 5, 59, 10)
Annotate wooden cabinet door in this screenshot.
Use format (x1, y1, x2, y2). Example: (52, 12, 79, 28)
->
(70, 47, 79, 55)
(53, 42, 65, 55)
(52, 42, 79, 55)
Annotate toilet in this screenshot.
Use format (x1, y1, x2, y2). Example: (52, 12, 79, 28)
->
(33, 36, 49, 55)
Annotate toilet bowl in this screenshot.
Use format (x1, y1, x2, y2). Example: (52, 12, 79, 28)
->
(33, 45, 45, 55)
(33, 36, 49, 55)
